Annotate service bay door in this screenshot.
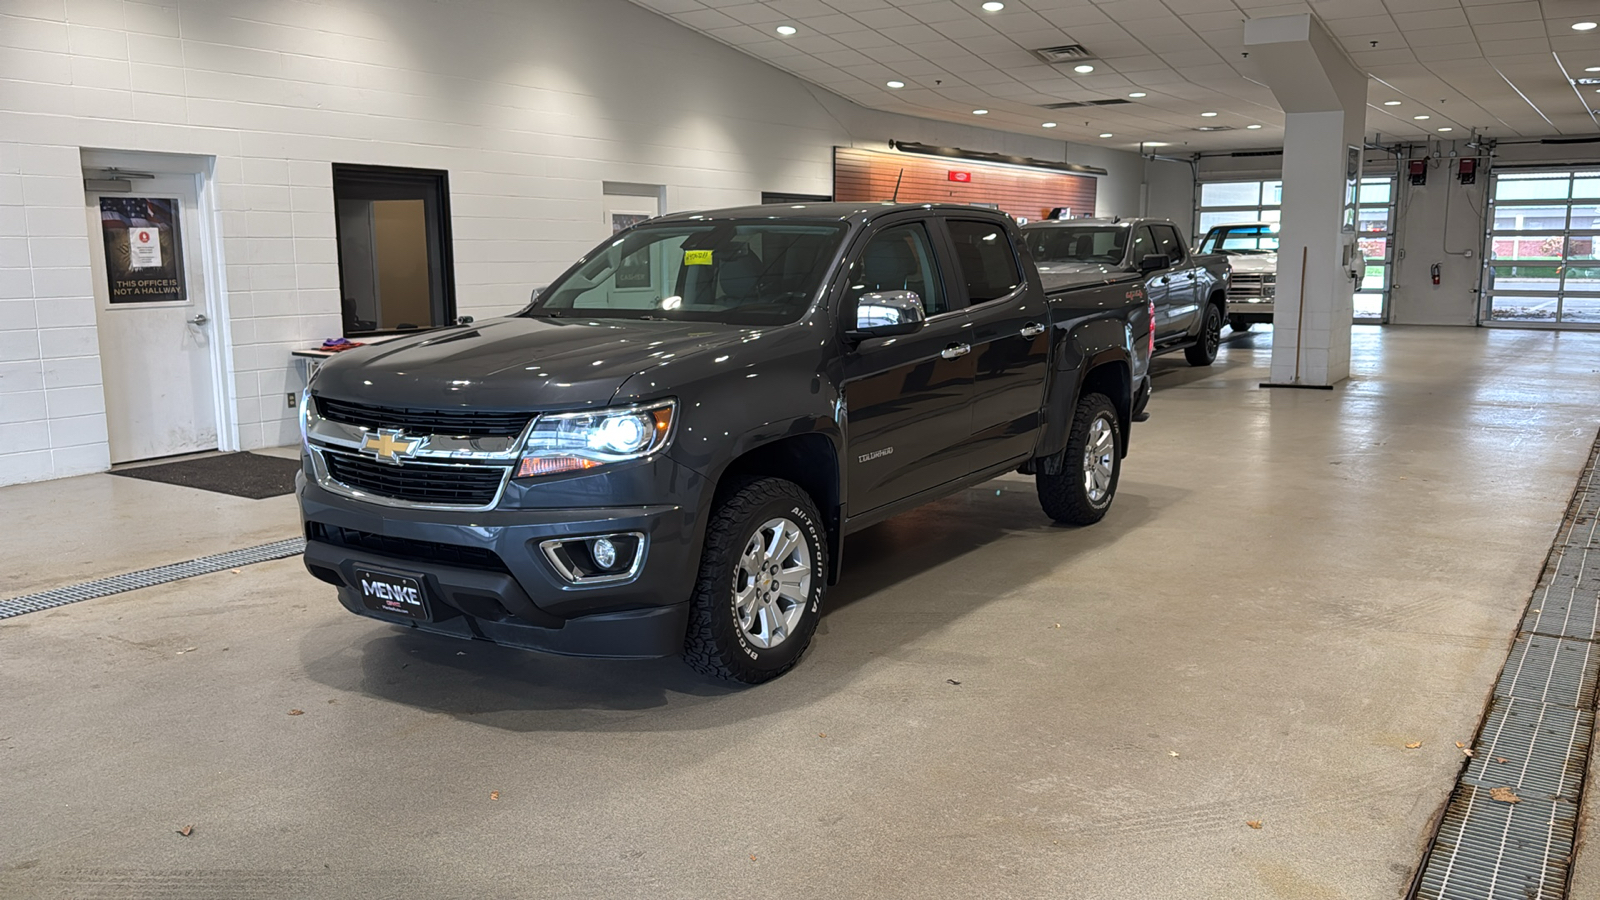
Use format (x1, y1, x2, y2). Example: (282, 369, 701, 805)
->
(86, 177, 219, 464)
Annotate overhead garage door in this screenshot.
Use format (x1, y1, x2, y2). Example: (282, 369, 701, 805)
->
(1483, 169, 1600, 328)
(1195, 176, 1396, 323)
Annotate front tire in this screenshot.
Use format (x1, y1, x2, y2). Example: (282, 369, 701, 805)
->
(1036, 393, 1121, 526)
(1185, 304, 1223, 366)
(683, 477, 827, 684)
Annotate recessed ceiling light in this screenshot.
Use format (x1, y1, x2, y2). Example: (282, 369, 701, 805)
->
(1438, 126, 1453, 132)
(1073, 64, 1095, 74)
(886, 80, 904, 88)
(1574, 22, 1597, 31)
(1247, 124, 1263, 129)
(1129, 92, 1147, 98)
(775, 25, 796, 35)
(1588, 67, 1600, 72)
(1414, 114, 1430, 120)
(1099, 132, 1113, 138)
(1384, 100, 1403, 106)
(982, 1, 1004, 10)
(1042, 122, 1057, 128)
(1200, 111, 1218, 117)
(972, 109, 988, 115)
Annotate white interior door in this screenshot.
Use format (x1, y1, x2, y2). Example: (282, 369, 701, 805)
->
(86, 176, 219, 464)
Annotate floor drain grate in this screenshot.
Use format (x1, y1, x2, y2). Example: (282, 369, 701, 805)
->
(1412, 434, 1600, 899)
(0, 538, 306, 621)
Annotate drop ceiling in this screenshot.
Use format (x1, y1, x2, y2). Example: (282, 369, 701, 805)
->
(626, 0, 1600, 152)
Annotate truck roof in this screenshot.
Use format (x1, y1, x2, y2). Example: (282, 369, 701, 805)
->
(1023, 217, 1177, 229)
(652, 202, 1013, 225)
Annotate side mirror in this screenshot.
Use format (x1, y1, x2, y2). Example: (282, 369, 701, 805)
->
(1139, 253, 1171, 274)
(847, 290, 926, 341)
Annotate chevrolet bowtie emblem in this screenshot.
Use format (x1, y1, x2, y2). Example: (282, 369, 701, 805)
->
(362, 429, 421, 464)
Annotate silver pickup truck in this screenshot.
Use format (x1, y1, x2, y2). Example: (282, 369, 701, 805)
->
(1021, 217, 1231, 367)
(1197, 222, 1277, 332)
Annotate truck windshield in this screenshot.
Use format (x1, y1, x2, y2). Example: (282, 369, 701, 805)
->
(1199, 225, 1279, 255)
(1024, 227, 1128, 265)
(525, 221, 847, 325)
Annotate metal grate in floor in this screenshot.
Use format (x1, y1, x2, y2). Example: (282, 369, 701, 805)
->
(0, 538, 306, 621)
(1413, 434, 1600, 900)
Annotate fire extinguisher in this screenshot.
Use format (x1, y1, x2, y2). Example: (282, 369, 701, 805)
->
(1431, 262, 1441, 286)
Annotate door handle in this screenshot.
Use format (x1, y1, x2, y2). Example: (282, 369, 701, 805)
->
(1186, 271, 1197, 279)
(940, 343, 971, 359)
(1160, 276, 1169, 284)
(187, 313, 209, 326)
(1019, 323, 1046, 338)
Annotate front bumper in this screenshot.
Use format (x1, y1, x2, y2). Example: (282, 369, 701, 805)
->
(297, 467, 707, 658)
(1225, 299, 1274, 321)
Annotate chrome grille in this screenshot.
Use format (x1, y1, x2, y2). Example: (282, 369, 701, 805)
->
(1228, 273, 1274, 301)
(320, 450, 509, 507)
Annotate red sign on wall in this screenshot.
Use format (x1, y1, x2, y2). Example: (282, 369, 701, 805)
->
(947, 171, 972, 183)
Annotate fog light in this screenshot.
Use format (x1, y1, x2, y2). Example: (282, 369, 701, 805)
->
(539, 532, 646, 585)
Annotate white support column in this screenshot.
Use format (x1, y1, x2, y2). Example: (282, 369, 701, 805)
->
(1244, 14, 1368, 387)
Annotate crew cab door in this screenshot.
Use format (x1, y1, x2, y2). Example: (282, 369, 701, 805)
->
(1132, 225, 1173, 337)
(1151, 223, 1200, 336)
(940, 217, 1049, 467)
(839, 219, 975, 514)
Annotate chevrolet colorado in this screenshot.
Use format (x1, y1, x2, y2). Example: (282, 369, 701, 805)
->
(299, 203, 1150, 683)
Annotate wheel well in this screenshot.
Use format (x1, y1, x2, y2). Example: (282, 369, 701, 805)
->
(1209, 290, 1226, 313)
(718, 433, 841, 576)
(1079, 360, 1131, 449)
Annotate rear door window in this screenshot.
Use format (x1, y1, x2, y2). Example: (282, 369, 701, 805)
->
(946, 220, 1022, 304)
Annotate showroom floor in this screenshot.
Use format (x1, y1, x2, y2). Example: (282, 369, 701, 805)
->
(3, 325, 1599, 900)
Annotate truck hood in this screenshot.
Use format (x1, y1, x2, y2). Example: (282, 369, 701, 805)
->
(1035, 263, 1139, 292)
(311, 316, 759, 412)
(1222, 253, 1277, 274)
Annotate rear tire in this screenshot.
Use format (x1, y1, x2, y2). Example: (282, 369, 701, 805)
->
(1185, 304, 1223, 366)
(1229, 316, 1252, 332)
(1036, 393, 1121, 526)
(683, 477, 827, 684)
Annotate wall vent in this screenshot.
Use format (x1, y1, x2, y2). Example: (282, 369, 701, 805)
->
(1032, 44, 1095, 64)
(1041, 98, 1132, 110)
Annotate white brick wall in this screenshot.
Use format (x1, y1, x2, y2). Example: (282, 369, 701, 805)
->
(0, 0, 1145, 486)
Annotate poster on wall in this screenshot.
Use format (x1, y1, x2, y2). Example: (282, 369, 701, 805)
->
(99, 197, 186, 303)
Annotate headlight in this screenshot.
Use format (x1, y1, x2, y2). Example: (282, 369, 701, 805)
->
(516, 399, 675, 477)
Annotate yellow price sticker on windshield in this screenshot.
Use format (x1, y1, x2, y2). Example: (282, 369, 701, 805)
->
(683, 250, 713, 266)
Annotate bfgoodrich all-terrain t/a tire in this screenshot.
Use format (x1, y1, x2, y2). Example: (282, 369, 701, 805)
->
(1036, 392, 1122, 526)
(683, 477, 828, 684)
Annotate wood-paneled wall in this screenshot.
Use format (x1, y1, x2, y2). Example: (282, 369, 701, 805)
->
(833, 147, 1097, 223)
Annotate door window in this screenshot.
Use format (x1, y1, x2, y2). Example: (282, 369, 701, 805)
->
(1130, 226, 1156, 264)
(844, 222, 948, 317)
(1151, 224, 1185, 263)
(946, 220, 1021, 303)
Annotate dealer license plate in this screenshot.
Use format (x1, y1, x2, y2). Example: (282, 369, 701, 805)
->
(354, 567, 430, 621)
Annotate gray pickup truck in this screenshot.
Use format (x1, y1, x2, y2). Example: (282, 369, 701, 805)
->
(1022, 217, 1230, 367)
(299, 203, 1151, 683)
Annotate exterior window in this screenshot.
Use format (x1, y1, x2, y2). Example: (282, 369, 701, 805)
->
(1485, 169, 1600, 326)
(946, 220, 1021, 303)
(333, 164, 455, 335)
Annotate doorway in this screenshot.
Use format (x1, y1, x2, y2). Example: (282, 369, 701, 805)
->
(84, 160, 226, 464)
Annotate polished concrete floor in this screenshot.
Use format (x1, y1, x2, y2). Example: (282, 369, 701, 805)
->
(3, 326, 1599, 899)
